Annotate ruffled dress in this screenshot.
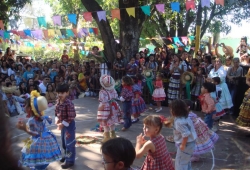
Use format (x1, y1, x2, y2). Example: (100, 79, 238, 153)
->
(236, 88, 250, 127)
(189, 112, 219, 155)
(152, 80, 166, 101)
(210, 86, 226, 117)
(20, 116, 61, 167)
(140, 135, 174, 170)
(131, 84, 146, 117)
(97, 89, 122, 127)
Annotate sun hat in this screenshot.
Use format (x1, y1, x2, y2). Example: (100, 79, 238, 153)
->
(2, 86, 16, 94)
(30, 90, 48, 117)
(142, 69, 154, 79)
(100, 74, 115, 90)
(181, 71, 194, 85)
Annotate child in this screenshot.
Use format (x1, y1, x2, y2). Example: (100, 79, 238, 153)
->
(131, 76, 146, 123)
(126, 58, 138, 76)
(16, 91, 61, 170)
(68, 72, 81, 100)
(55, 83, 76, 169)
(135, 115, 174, 170)
(183, 99, 219, 162)
(101, 138, 136, 170)
(120, 76, 134, 131)
(45, 83, 57, 107)
(191, 67, 205, 99)
(152, 74, 166, 112)
(170, 99, 197, 169)
(199, 82, 216, 129)
(97, 75, 122, 142)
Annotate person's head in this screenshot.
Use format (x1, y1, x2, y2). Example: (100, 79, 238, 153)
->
(212, 76, 221, 85)
(225, 56, 232, 66)
(10, 74, 15, 81)
(169, 99, 189, 118)
(60, 65, 66, 72)
(42, 76, 50, 84)
(139, 58, 145, 66)
(116, 51, 123, 59)
(54, 75, 60, 83)
(191, 58, 199, 67)
(56, 83, 69, 101)
(81, 66, 86, 73)
(12, 80, 17, 86)
(28, 85, 35, 92)
(63, 49, 67, 55)
(156, 73, 163, 81)
(201, 82, 215, 94)
(197, 67, 205, 75)
(2, 61, 8, 68)
(241, 36, 247, 44)
(122, 76, 133, 86)
(19, 82, 26, 89)
(135, 53, 140, 60)
(28, 78, 34, 85)
(173, 54, 181, 63)
(84, 72, 90, 79)
(204, 55, 212, 64)
(143, 115, 165, 137)
(6, 82, 12, 87)
(233, 58, 240, 68)
(26, 64, 32, 71)
(101, 138, 135, 170)
(149, 54, 154, 62)
(67, 64, 72, 72)
(129, 57, 135, 64)
(215, 58, 222, 68)
(4, 77, 10, 84)
(92, 46, 99, 53)
(183, 99, 193, 112)
(181, 51, 188, 60)
(62, 56, 68, 64)
(46, 83, 54, 92)
(52, 63, 56, 69)
(5, 47, 11, 55)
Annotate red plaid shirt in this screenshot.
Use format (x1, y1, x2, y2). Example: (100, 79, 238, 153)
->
(55, 98, 76, 124)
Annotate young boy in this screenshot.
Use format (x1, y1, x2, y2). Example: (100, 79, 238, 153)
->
(55, 83, 76, 169)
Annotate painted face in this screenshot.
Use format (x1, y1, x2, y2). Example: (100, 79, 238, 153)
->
(57, 91, 68, 101)
(143, 124, 159, 138)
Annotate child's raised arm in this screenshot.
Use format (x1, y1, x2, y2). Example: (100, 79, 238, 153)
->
(135, 133, 155, 158)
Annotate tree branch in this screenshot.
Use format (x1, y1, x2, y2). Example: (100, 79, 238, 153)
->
(200, 4, 216, 38)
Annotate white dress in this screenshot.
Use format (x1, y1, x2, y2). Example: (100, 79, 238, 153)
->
(208, 66, 233, 109)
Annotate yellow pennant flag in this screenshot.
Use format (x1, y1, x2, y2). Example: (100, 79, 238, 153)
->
(126, 7, 135, 18)
(48, 29, 55, 38)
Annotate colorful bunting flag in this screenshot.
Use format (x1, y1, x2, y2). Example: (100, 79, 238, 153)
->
(48, 29, 55, 38)
(43, 30, 48, 39)
(97, 11, 106, 21)
(82, 28, 89, 36)
(31, 30, 43, 39)
(141, 5, 150, 16)
(93, 28, 98, 35)
(72, 29, 77, 36)
(60, 29, 67, 38)
(186, 0, 195, 10)
(0, 20, 4, 30)
(155, 4, 165, 13)
(181, 37, 188, 45)
(67, 14, 77, 25)
(89, 28, 94, 34)
(215, 0, 224, 6)
(23, 30, 31, 37)
(52, 15, 62, 26)
(111, 9, 121, 20)
(55, 30, 62, 38)
(11, 30, 18, 35)
(0, 30, 3, 38)
(83, 12, 92, 22)
(201, 0, 210, 7)
(171, 2, 180, 13)
(173, 37, 184, 46)
(126, 7, 135, 17)
(66, 29, 74, 37)
(18, 31, 26, 39)
(37, 17, 47, 28)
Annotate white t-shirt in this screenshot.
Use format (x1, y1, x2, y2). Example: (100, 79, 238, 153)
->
(39, 83, 47, 94)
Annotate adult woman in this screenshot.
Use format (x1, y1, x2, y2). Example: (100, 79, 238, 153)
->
(215, 43, 234, 65)
(206, 58, 233, 112)
(113, 51, 126, 80)
(227, 58, 243, 107)
(58, 65, 66, 78)
(204, 55, 213, 75)
(1, 60, 9, 75)
(224, 56, 233, 72)
(4, 47, 14, 62)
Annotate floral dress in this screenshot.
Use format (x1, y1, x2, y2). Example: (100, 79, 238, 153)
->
(236, 88, 250, 127)
(97, 89, 122, 127)
(131, 84, 146, 117)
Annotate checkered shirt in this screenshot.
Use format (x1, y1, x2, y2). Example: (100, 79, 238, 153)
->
(55, 98, 76, 124)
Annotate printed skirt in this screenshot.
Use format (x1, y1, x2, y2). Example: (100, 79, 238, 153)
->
(152, 88, 166, 101)
(131, 97, 146, 117)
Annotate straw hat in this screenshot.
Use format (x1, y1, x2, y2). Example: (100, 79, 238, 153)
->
(142, 69, 154, 79)
(181, 71, 194, 84)
(30, 90, 48, 117)
(2, 86, 16, 94)
(223, 46, 234, 57)
(100, 74, 115, 90)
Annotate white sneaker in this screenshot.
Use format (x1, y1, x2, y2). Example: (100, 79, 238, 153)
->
(154, 108, 158, 111)
(212, 125, 218, 132)
(156, 107, 162, 112)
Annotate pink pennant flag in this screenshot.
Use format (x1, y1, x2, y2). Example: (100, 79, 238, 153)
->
(52, 16, 62, 26)
(155, 4, 165, 13)
(0, 20, 4, 30)
(83, 12, 93, 22)
(97, 11, 106, 21)
(215, 0, 224, 6)
(186, 0, 195, 10)
(181, 37, 188, 45)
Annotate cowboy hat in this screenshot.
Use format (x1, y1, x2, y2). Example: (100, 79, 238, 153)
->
(2, 86, 16, 94)
(30, 90, 48, 117)
(100, 74, 115, 90)
(181, 71, 194, 85)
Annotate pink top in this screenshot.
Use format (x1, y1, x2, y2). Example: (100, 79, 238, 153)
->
(199, 93, 216, 113)
(155, 80, 163, 88)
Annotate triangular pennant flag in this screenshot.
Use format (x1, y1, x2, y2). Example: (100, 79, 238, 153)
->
(18, 31, 26, 39)
(189, 35, 195, 41)
(181, 37, 188, 45)
(93, 28, 98, 35)
(66, 29, 74, 37)
(0, 30, 4, 38)
(83, 12, 92, 22)
(126, 7, 135, 17)
(55, 30, 62, 38)
(171, 2, 180, 13)
(97, 11, 106, 21)
(201, 0, 210, 7)
(155, 4, 165, 13)
(37, 17, 47, 28)
(167, 37, 173, 42)
(52, 15, 62, 26)
(31, 30, 43, 39)
(0, 20, 4, 30)
(48, 29, 55, 38)
(173, 37, 184, 46)
(10, 30, 18, 35)
(141, 5, 150, 16)
(89, 28, 94, 34)
(111, 9, 121, 20)
(60, 29, 67, 38)
(23, 29, 31, 37)
(72, 28, 77, 36)
(82, 28, 89, 36)
(215, 0, 224, 6)
(43, 30, 48, 39)
(186, 0, 196, 10)
(67, 14, 77, 25)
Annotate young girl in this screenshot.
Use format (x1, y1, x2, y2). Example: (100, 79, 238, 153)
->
(68, 72, 81, 100)
(135, 115, 174, 170)
(131, 76, 146, 123)
(199, 82, 216, 129)
(16, 91, 61, 170)
(152, 74, 166, 112)
(120, 76, 134, 131)
(170, 99, 197, 169)
(97, 75, 122, 142)
(126, 58, 138, 76)
(183, 99, 219, 162)
(45, 83, 57, 107)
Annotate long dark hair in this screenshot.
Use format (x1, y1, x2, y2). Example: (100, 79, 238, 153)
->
(170, 99, 189, 118)
(0, 94, 23, 170)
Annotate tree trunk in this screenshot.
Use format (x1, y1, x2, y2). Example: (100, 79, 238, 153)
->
(81, 0, 117, 62)
(119, 0, 146, 61)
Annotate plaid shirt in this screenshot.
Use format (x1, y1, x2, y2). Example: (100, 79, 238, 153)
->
(55, 98, 76, 124)
(121, 86, 133, 101)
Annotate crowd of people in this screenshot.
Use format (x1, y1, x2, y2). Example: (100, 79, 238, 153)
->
(1, 36, 250, 170)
